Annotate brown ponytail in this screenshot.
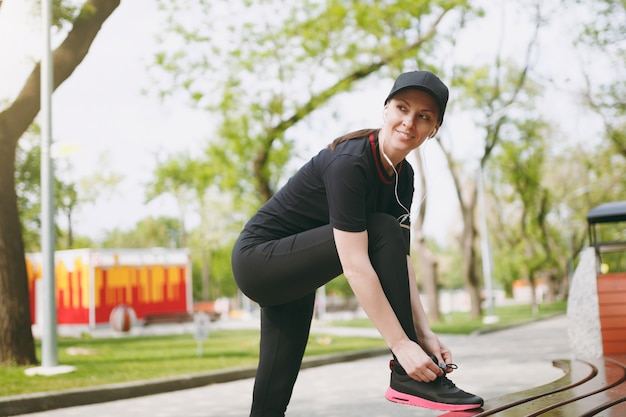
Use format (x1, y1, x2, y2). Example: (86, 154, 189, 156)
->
(328, 128, 380, 151)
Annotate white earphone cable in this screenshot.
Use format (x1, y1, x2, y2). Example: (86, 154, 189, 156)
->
(380, 134, 432, 229)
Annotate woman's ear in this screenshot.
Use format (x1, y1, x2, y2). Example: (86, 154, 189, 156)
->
(429, 126, 440, 138)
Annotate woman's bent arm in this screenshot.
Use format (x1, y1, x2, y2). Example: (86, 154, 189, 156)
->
(333, 228, 442, 381)
(406, 256, 452, 368)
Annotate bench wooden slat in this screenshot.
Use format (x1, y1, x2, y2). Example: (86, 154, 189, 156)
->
(582, 397, 626, 417)
(438, 357, 626, 417)
(607, 354, 626, 365)
(438, 359, 596, 417)
(549, 356, 626, 416)
(541, 374, 626, 415)
(490, 358, 625, 416)
(142, 312, 192, 325)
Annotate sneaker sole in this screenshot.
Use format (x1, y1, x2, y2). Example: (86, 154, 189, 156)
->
(385, 387, 482, 411)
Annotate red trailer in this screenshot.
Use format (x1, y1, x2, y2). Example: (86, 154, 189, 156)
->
(25, 248, 193, 329)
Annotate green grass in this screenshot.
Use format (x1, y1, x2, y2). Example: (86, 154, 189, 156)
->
(432, 300, 567, 334)
(0, 330, 385, 397)
(331, 300, 568, 335)
(0, 301, 567, 397)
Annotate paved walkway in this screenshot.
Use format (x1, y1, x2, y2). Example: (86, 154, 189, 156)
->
(14, 315, 572, 417)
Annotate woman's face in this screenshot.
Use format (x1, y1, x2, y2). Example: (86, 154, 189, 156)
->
(381, 89, 441, 156)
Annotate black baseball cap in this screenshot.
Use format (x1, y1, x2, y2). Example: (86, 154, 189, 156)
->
(384, 71, 449, 124)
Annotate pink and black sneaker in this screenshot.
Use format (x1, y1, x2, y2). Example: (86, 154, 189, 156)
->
(385, 358, 484, 411)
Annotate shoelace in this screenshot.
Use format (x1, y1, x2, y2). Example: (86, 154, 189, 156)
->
(389, 359, 459, 378)
(437, 363, 459, 388)
(440, 363, 458, 372)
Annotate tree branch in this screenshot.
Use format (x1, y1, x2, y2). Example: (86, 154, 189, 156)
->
(1, 0, 120, 147)
(271, 8, 451, 137)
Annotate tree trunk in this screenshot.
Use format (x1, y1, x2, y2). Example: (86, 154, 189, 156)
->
(202, 248, 211, 301)
(0, 0, 120, 366)
(460, 200, 482, 319)
(0, 139, 36, 365)
(416, 239, 441, 323)
(529, 277, 538, 314)
(411, 150, 441, 322)
(436, 141, 484, 319)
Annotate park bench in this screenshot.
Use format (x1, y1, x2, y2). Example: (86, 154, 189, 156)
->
(192, 301, 222, 322)
(142, 312, 193, 325)
(439, 354, 626, 416)
(440, 201, 626, 417)
(142, 301, 225, 325)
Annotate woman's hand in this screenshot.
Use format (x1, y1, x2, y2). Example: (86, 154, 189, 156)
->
(391, 339, 444, 382)
(419, 331, 454, 373)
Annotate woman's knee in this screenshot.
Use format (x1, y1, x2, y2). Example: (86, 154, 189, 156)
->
(368, 213, 403, 237)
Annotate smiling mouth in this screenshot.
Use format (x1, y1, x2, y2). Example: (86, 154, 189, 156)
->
(395, 130, 415, 140)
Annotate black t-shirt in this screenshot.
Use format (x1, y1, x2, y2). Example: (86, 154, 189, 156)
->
(243, 132, 414, 248)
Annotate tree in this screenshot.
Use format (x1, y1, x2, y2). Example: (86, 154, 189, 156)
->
(0, 0, 120, 366)
(573, 0, 626, 157)
(434, 1, 544, 318)
(101, 216, 183, 249)
(411, 150, 442, 322)
(146, 153, 242, 302)
(149, 0, 477, 314)
(15, 128, 84, 251)
(152, 0, 475, 206)
(489, 118, 558, 310)
(437, 62, 540, 318)
(545, 143, 626, 282)
(15, 130, 45, 252)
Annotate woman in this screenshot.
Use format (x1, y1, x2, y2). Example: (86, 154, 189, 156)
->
(231, 71, 484, 416)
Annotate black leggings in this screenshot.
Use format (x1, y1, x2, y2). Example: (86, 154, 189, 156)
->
(231, 213, 417, 417)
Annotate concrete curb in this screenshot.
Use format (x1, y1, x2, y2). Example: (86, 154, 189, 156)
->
(0, 347, 390, 416)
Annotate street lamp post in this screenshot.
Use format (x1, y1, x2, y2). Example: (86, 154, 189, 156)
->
(25, 0, 75, 376)
(40, 0, 57, 370)
(478, 167, 499, 324)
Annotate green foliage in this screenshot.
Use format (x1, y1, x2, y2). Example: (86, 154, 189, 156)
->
(436, 245, 466, 289)
(14, 128, 84, 252)
(190, 243, 240, 300)
(489, 116, 561, 295)
(145, 152, 206, 204)
(151, 0, 475, 206)
(145, 151, 246, 302)
(15, 133, 42, 252)
(573, 0, 625, 49)
(487, 106, 626, 298)
(413, 239, 466, 290)
(100, 216, 183, 249)
(325, 274, 353, 298)
(29, 0, 78, 29)
(142, 0, 480, 304)
(570, 0, 626, 157)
